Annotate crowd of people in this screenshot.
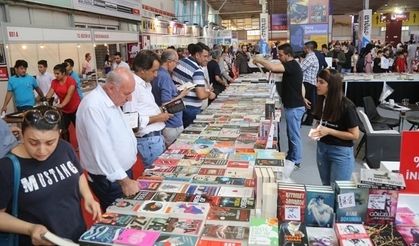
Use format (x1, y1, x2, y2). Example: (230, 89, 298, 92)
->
(0, 37, 417, 244)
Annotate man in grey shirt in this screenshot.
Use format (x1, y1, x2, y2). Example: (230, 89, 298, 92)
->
(0, 118, 19, 158)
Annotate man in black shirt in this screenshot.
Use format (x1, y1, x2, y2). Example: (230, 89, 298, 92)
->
(253, 43, 306, 169)
(207, 50, 228, 96)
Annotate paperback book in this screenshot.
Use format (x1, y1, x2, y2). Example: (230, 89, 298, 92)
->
(79, 225, 123, 245)
(279, 221, 308, 246)
(366, 189, 399, 225)
(201, 224, 249, 241)
(306, 227, 338, 246)
(154, 233, 198, 246)
(113, 229, 160, 246)
(248, 217, 279, 246)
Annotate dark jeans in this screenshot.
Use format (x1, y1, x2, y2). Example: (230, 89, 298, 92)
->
(303, 82, 317, 125)
(183, 105, 202, 128)
(61, 111, 76, 141)
(87, 169, 133, 211)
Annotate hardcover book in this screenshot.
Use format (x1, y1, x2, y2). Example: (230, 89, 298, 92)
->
(154, 233, 198, 246)
(306, 227, 338, 246)
(365, 224, 407, 246)
(248, 217, 279, 246)
(277, 185, 306, 223)
(279, 221, 308, 246)
(335, 182, 369, 224)
(366, 189, 399, 225)
(79, 225, 123, 245)
(113, 229, 160, 246)
(304, 188, 335, 228)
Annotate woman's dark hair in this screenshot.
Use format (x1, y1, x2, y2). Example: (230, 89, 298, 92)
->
(53, 63, 67, 74)
(132, 50, 160, 72)
(64, 58, 74, 67)
(22, 105, 62, 133)
(313, 69, 344, 122)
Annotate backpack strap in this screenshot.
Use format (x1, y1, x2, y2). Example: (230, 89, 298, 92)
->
(5, 154, 21, 217)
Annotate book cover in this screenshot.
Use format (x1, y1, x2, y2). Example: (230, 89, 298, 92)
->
(213, 197, 255, 209)
(277, 186, 306, 223)
(192, 144, 213, 155)
(197, 239, 243, 246)
(113, 229, 160, 246)
(224, 168, 253, 179)
(157, 181, 189, 193)
(192, 175, 219, 184)
(255, 150, 285, 167)
(167, 202, 210, 218)
(305, 190, 335, 228)
(162, 217, 203, 236)
(202, 225, 249, 241)
(152, 158, 180, 166)
(137, 179, 161, 191)
(187, 185, 220, 196)
(217, 186, 254, 198)
(146, 218, 171, 232)
(335, 184, 369, 224)
(339, 238, 374, 246)
(334, 223, 369, 240)
(395, 207, 418, 226)
(126, 216, 151, 230)
(201, 159, 228, 167)
(136, 201, 170, 215)
(279, 221, 308, 246)
(198, 167, 226, 176)
(248, 217, 279, 246)
(151, 192, 177, 202)
(396, 226, 419, 245)
(133, 191, 156, 201)
(366, 189, 399, 225)
(154, 233, 198, 246)
(226, 160, 250, 169)
(365, 224, 407, 246)
(228, 153, 256, 162)
(79, 225, 123, 245)
(215, 176, 246, 186)
(360, 169, 406, 189)
(97, 213, 134, 227)
(106, 199, 142, 215)
(207, 207, 251, 223)
(306, 227, 338, 246)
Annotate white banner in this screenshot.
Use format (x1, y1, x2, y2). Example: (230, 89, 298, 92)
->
(260, 13, 269, 41)
(72, 0, 141, 21)
(93, 31, 138, 42)
(6, 26, 92, 42)
(358, 9, 372, 48)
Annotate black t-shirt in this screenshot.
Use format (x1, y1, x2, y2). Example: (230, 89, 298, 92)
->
(316, 97, 359, 147)
(0, 140, 85, 245)
(373, 57, 384, 73)
(207, 60, 224, 94)
(280, 60, 305, 108)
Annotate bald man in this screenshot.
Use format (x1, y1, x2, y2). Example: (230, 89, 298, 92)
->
(76, 67, 139, 211)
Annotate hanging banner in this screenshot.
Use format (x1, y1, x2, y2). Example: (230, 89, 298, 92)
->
(399, 131, 419, 194)
(260, 13, 270, 41)
(271, 14, 288, 31)
(358, 9, 372, 49)
(288, 0, 329, 54)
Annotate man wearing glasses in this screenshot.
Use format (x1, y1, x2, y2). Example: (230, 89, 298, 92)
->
(151, 49, 190, 146)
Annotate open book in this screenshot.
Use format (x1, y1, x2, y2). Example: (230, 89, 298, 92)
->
(177, 82, 196, 91)
(43, 231, 79, 246)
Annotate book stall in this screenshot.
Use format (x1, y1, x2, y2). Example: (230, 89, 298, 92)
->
(74, 81, 419, 246)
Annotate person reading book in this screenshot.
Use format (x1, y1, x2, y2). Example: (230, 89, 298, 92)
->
(0, 106, 101, 245)
(310, 69, 359, 185)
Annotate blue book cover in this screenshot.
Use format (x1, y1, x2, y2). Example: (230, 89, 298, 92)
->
(79, 225, 123, 244)
(304, 189, 335, 228)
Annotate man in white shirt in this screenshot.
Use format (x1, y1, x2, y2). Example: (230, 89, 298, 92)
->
(35, 60, 54, 101)
(82, 52, 94, 75)
(123, 50, 172, 169)
(76, 67, 139, 210)
(112, 52, 130, 71)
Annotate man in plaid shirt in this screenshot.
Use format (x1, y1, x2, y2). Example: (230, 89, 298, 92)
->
(300, 41, 319, 126)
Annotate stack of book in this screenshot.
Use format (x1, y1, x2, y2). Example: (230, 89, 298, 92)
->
(334, 223, 373, 246)
(334, 180, 369, 224)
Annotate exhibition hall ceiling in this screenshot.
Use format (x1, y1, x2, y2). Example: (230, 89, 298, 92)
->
(206, 0, 419, 20)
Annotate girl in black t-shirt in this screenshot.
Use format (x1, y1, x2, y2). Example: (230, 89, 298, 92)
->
(310, 69, 360, 185)
(0, 106, 101, 245)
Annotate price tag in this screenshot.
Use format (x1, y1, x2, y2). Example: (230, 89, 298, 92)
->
(368, 194, 386, 209)
(284, 205, 301, 221)
(337, 193, 356, 209)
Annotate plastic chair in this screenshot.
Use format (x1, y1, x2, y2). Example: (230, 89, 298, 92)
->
(363, 96, 399, 129)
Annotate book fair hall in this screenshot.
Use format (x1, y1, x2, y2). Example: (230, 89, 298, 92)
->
(2, 0, 419, 245)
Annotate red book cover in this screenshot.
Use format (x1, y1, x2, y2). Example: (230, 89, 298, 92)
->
(198, 168, 226, 176)
(226, 160, 250, 169)
(366, 189, 399, 225)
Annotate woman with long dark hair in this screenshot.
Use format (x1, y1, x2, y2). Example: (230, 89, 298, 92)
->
(310, 69, 359, 185)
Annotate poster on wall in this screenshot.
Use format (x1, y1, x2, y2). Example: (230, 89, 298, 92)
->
(127, 43, 139, 65)
(288, 0, 329, 54)
(271, 14, 288, 31)
(399, 131, 419, 194)
(140, 35, 151, 50)
(0, 67, 9, 81)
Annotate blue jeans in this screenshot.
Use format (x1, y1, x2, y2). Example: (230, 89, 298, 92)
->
(137, 135, 165, 168)
(284, 106, 305, 164)
(183, 105, 202, 128)
(317, 141, 355, 185)
(87, 169, 133, 211)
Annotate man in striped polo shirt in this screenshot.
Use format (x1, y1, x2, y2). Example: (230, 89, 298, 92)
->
(172, 43, 216, 128)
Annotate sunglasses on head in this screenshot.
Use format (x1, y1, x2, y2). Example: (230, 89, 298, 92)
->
(24, 109, 61, 125)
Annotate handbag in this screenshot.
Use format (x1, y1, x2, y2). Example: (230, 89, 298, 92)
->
(162, 98, 185, 114)
(0, 154, 21, 246)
